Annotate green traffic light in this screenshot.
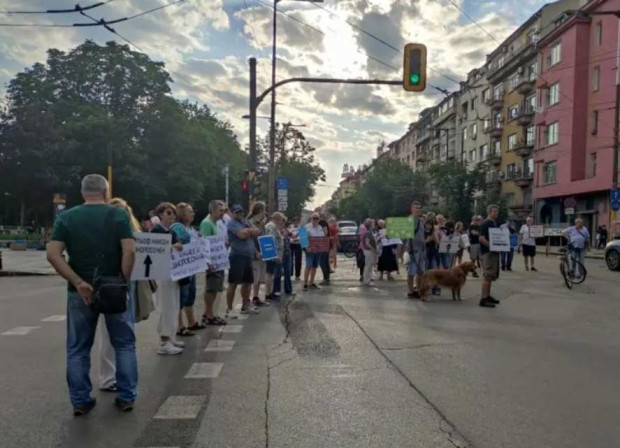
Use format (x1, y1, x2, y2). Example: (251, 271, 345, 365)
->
(410, 73, 420, 84)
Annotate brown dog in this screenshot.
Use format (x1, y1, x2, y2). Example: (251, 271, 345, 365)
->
(419, 261, 478, 301)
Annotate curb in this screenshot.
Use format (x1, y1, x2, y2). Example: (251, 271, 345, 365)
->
(535, 250, 604, 261)
(0, 271, 57, 277)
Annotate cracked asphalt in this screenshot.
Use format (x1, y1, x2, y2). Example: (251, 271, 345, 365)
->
(1, 253, 619, 448)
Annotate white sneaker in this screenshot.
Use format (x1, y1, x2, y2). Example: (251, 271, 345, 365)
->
(225, 308, 238, 320)
(158, 341, 183, 355)
(171, 339, 185, 348)
(240, 307, 260, 315)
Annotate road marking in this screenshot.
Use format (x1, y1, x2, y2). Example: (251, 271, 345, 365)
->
(41, 315, 66, 322)
(218, 325, 243, 334)
(184, 362, 224, 379)
(236, 314, 249, 320)
(153, 395, 205, 419)
(1, 326, 40, 336)
(204, 339, 235, 352)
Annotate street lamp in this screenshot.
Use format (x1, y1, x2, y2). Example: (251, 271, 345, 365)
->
(267, 0, 324, 212)
(241, 115, 306, 127)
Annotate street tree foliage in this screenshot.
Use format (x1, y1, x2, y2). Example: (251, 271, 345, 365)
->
(338, 159, 428, 222)
(255, 123, 326, 218)
(0, 40, 247, 226)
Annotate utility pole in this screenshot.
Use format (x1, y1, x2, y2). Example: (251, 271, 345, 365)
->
(106, 143, 113, 196)
(267, 0, 279, 213)
(249, 57, 258, 209)
(222, 165, 230, 206)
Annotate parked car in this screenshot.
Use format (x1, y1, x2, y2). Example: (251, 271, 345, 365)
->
(337, 221, 359, 253)
(604, 239, 620, 271)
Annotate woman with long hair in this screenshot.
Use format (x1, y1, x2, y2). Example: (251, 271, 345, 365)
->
(247, 201, 269, 307)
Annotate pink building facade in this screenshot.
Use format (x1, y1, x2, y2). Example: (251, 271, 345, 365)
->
(533, 0, 620, 236)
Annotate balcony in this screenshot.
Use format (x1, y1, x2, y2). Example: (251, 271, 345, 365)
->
(514, 140, 534, 158)
(486, 95, 504, 110)
(486, 151, 502, 167)
(416, 151, 427, 162)
(485, 124, 503, 138)
(516, 77, 535, 95)
(509, 202, 533, 216)
(517, 108, 535, 126)
(514, 170, 534, 188)
(486, 173, 502, 191)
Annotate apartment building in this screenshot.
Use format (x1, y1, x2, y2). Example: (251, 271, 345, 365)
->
(414, 107, 435, 173)
(534, 0, 619, 234)
(458, 68, 492, 171)
(431, 93, 458, 163)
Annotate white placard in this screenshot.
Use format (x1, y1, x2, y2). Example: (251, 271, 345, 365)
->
(170, 240, 208, 281)
(130, 232, 172, 281)
(529, 225, 544, 238)
(439, 235, 461, 254)
(202, 235, 230, 272)
(461, 233, 470, 248)
(489, 228, 511, 252)
(382, 238, 403, 246)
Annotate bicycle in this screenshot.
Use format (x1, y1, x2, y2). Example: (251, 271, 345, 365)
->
(341, 240, 359, 258)
(558, 246, 587, 289)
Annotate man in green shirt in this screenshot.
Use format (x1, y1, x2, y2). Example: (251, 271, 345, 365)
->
(47, 174, 136, 416)
(199, 199, 228, 325)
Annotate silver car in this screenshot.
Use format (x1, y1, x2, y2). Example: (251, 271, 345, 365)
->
(605, 239, 620, 271)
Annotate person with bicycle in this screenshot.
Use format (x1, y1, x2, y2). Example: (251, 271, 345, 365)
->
(563, 218, 590, 278)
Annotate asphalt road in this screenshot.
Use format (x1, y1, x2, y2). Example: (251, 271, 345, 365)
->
(0, 254, 619, 448)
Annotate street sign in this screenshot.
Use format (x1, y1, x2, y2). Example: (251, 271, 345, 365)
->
(611, 189, 620, 202)
(564, 208, 575, 215)
(612, 201, 620, 212)
(276, 178, 289, 190)
(131, 232, 172, 281)
(277, 189, 288, 198)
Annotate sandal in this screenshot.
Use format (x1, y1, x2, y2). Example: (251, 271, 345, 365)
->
(206, 316, 227, 326)
(188, 322, 207, 331)
(176, 327, 195, 337)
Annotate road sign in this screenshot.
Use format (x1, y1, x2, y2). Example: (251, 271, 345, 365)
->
(611, 189, 620, 202)
(131, 232, 172, 281)
(564, 207, 575, 215)
(276, 178, 289, 190)
(277, 189, 288, 198)
(611, 200, 620, 212)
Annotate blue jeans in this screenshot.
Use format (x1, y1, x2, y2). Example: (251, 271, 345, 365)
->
(66, 290, 137, 406)
(438, 253, 451, 269)
(570, 248, 585, 276)
(179, 275, 197, 308)
(282, 253, 293, 294)
(272, 262, 283, 295)
(501, 249, 514, 269)
(426, 251, 440, 294)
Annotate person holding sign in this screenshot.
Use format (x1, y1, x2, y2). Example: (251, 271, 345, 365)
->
(151, 203, 185, 355)
(519, 216, 538, 271)
(376, 219, 399, 280)
(479, 204, 501, 308)
(500, 220, 517, 272)
(406, 201, 427, 299)
(361, 219, 378, 286)
(199, 199, 228, 326)
(303, 213, 326, 291)
(264, 212, 285, 302)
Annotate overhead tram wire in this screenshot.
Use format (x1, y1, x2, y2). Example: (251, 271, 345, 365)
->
(79, 9, 144, 52)
(0, 0, 115, 14)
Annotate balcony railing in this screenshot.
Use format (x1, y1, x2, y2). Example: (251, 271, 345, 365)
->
(514, 169, 534, 188)
(517, 107, 535, 126)
(514, 139, 534, 157)
(516, 76, 535, 94)
(485, 94, 504, 110)
(486, 151, 502, 166)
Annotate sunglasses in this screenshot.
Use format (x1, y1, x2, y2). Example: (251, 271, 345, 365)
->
(312, 217, 319, 220)
(165, 210, 176, 216)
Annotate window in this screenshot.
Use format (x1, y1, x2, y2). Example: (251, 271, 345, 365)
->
(471, 97, 477, 110)
(483, 118, 491, 131)
(548, 42, 561, 67)
(593, 66, 600, 91)
(543, 161, 557, 184)
(508, 105, 520, 120)
(469, 149, 476, 162)
(462, 102, 468, 116)
(494, 112, 502, 128)
(508, 133, 518, 150)
(526, 93, 536, 113)
(592, 110, 599, 134)
(525, 158, 534, 176)
(588, 153, 597, 178)
(546, 122, 559, 146)
(548, 82, 560, 106)
(528, 61, 538, 81)
(482, 144, 489, 159)
(526, 126, 535, 146)
(493, 140, 501, 155)
(493, 84, 504, 99)
(482, 89, 490, 103)
(472, 123, 477, 139)
(595, 22, 602, 45)
(506, 163, 516, 179)
(463, 127, 468, 141)
(509, 73, 519, 90)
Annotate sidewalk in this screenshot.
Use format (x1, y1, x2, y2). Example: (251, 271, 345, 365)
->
(0, 249, 56, 275)
(535, 245, 604, 260)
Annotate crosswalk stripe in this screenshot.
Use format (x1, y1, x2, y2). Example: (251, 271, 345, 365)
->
(236, 314, 249, 320)
(184, 362, 224, 379)
(218, 325, 243, 334)
(204, 340, 235, 352)
(153, 395, 205, 419)
(41, 315, 66, 322)
(1, 326, 40, 336)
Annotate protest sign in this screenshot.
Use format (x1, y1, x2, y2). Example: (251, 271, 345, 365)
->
(382, 238, 402, 246)
(308, 236, 330, 253)
(131, 232, 171, 281)
(529, 225, 544, 238)
(386, 217, 415, 239)
(170, 240, 208, 281)
(258, 235, 278, 261)
(298, 226, 309, 248)
(202, 235, 230, 272)
(489, 228, 511, 252)
(545, 227, 565, 237)
(510, 234, 519, 247)
(461, 233, 470, 248)
(439, 235, 461, 254)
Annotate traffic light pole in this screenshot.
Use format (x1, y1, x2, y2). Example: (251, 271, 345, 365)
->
(249, 57, 258, 209)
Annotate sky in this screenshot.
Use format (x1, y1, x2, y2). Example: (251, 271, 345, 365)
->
(0, 0, 551, 208)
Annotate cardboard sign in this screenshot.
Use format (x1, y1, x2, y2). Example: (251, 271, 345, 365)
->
(382, 238, 402, 246)
(202, 235, 230, 272)
(386, 217, 415, 239)
(130, 232, 172, 281)
(489, 228, 511, 252)
(529, 225, 544, 238)
(545, 227, 565, 237)
(461, 233, 470, 248)
(258, 235, 278, 261)
(439, 235, 461, 254)
(308, 236, 330, 253)
(170, 240, 208, 281)
(298, 226, 309, 248)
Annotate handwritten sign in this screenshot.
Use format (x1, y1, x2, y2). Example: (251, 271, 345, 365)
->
(170, 240, 208, 281)
(298, 226, 309, 248)
(382, 238, 402, 246)
(439, 235, 461, 254)
(258, 235, 278, 261)
(308, 236, 330, 253)
(489, 228, 511, 252)
(545, 227, 565, 237)
(386, 217, 415, 239)
(529, 225, 544, 238)
(202, 235, 230, 272)
(130, 232, 171, 281)
(461, 234, 470, 248)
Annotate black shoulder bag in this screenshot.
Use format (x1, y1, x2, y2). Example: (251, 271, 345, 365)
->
(92, 208, 129, 314)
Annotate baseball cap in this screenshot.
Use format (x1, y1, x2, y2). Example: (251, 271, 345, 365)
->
(231, 204, 244, 214)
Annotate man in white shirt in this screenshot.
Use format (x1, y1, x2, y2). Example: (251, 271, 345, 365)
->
(519, 216, 538, 271)
(563, 218, 590, 276)
(303, 213, 325, 291)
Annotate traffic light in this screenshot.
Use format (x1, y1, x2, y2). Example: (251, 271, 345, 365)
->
(403, 43, 427, 92)
(242, 170, 250, 192)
